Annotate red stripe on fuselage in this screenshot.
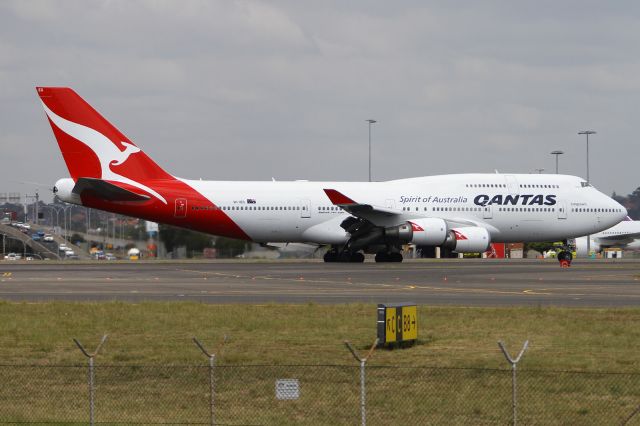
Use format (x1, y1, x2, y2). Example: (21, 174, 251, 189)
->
(80, 179, 251, 241)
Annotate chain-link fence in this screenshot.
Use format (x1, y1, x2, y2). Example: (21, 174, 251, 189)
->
(2, 364, 640, 425)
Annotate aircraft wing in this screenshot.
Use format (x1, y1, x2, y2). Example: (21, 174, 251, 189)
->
(323, 188, 484, 230)
(323, 189, 401, 224)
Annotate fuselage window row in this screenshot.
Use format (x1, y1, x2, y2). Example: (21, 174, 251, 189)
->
(216, 206, 304, 211)
(571, 208, 621, 213)
(464, 184, 560, 189)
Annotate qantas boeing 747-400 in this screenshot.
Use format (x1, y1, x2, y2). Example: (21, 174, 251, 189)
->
(37, 87, 627, 263)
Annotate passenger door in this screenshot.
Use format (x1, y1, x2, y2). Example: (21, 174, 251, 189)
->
(505, 175, 520, 196)
(557, 202, 567, 220)
(300, 199, 311, 218)
(175, 198, 187, 218)
(483, 205, 493, 219)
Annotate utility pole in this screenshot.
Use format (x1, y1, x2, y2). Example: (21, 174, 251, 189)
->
(550, 150, 564, 174)
(578, 130, 596, 257)
(24, 191, 40, 225)
(366, 119, 377, 182)
(578, 130, 596, 184)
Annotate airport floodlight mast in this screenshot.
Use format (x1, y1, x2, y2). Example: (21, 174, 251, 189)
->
(578, 130, 596, 183)
(366, 119, 377, 182)
(578, 130, 596, 258)
(550, 150, 564, 174)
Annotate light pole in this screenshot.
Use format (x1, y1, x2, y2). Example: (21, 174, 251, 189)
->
(550, 150, 564, 174)
(42, 205, 63, 231)
(578, 131, 596, 183)
(61, 205, 73, 242)
(578, 130, 596, 257)
(366, 119, 377, 182)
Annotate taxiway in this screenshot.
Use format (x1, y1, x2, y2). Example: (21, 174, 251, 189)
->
(1, 259, 639, 306)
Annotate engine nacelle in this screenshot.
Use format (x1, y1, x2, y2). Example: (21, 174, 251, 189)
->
(384, 218, 448, 246)
(443, 227, 491, 253)
(53, 178, 82, 205)
(406, 218, 448, 245)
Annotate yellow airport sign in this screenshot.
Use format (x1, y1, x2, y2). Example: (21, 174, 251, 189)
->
(377, 303, 418, 346)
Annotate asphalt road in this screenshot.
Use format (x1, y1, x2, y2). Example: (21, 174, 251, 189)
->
(0, 259, 639, 307)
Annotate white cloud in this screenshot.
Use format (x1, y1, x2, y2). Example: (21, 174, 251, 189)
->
(1, 1, 639, 200)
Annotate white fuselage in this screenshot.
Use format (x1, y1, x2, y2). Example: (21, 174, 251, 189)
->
(180, 173, 626, 244)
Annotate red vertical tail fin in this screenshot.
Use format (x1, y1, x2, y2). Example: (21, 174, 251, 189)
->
(37, 87, 173, 203)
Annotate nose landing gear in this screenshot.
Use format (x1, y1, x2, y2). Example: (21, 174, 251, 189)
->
(557, 249, 573, 268)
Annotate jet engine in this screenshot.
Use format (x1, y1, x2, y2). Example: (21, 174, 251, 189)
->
(384, 218, 448, 245)
(442, 227, 491, 253)
(347, 218, 448, 251)
(406, 218, 448, 245)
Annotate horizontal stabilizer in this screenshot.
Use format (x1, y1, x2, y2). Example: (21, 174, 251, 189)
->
(72, 177, 151, 202)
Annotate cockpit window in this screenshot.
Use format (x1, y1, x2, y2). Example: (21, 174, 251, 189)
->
(580, 181, 592, 188)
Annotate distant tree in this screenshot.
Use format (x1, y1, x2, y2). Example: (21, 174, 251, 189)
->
(611, 186, 640, 219)
(70, 233, 85, 244)
(159, 224, 213, 256)
(214, 237, 250, 258)
(524, 242, 556, 255)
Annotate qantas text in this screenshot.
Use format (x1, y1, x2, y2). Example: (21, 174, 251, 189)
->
(474, 194, 557, 207)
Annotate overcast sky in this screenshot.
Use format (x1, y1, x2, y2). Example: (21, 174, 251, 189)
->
(1, 1, 639, 203)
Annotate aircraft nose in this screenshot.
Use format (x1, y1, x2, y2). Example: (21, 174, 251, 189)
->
(620, 204, 629, 220)
(612, 199, 628, 222)
(597, 191, 628, 226)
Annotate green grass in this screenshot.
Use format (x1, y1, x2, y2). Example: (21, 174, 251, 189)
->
(1, 301, 640, 371)
(2, 302, 640, 424)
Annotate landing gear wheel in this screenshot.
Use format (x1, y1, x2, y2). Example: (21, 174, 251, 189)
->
(339, 251, 353, 262)
(350, 252, 365, 263)
(323, 251, 338, 263)
(375, 252, 390, 263)
(558, 250, 572, 267)
(389, 252, 403, 263)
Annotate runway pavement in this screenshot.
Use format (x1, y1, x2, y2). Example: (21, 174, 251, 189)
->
(0, 259, 639, 307)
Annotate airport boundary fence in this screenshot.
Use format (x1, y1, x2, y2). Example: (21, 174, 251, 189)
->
(2, 363, 640, 425)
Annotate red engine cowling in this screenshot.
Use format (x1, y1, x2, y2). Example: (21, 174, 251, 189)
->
(406, 218, 448, 245)
(443, 227, 491, 253)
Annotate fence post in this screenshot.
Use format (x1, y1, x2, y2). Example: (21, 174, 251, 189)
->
(498, 340, 529, 426)
(345, 338, 379, 426)
(73, 335, 108, 426)
(193, 336, 227, 426)
(621, 404, 640, 425)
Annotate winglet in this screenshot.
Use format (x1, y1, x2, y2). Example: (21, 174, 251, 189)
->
(323, 189, 356, 205)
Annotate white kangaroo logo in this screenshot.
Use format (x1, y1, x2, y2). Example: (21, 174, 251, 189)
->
(41, 101, 167, 204)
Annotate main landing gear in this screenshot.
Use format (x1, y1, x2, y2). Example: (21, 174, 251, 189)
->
(374, 251, 403, 263)
(322, 246, 404, 263)
(323, 249, 365, 263)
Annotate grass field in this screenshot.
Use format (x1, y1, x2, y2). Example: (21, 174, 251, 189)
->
(1, 301, 640, 370)
(2, 302, 640, 424)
